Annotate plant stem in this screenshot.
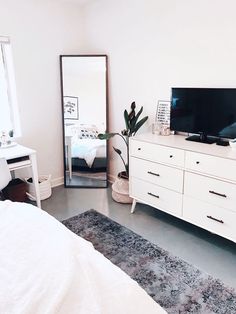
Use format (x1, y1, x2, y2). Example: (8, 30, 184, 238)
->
(116, 133, 128, 148)
(118, 152, 127, 175)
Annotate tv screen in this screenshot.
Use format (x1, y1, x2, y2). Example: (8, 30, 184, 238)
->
(170, 88, 236, 139)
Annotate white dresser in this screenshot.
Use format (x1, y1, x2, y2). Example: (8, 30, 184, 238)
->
(129, 133, 236, 243)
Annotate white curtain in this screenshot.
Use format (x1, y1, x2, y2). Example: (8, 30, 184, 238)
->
(0, 37, 21, 137)
(0, 44, 12, 132)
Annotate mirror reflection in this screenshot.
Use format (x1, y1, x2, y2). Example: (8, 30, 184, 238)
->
(60, 55, 107, 188)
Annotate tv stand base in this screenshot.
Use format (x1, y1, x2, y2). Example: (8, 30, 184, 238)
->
(186, 135, 216, 144)
(216, 138, 229, 146)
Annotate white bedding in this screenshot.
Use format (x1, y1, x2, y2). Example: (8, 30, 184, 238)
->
(72, 139, 106, 168)
(0, 201, 166, 314)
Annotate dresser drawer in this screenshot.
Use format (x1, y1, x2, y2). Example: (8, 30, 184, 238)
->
(185, 172, 236, 212)
(183, 196, 236, 241)
(185, 151, 236, 182)
(130, 140, 185, 168)
(130, 177, 182, 216)
(130, 157, 184, 193)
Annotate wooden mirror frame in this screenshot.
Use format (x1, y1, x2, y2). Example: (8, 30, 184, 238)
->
(60, 55, 108, 188)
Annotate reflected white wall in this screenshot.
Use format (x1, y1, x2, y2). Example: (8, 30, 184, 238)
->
(62, 57, 106, 130)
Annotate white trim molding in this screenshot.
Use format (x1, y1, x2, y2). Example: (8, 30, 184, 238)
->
(51, 176, 64, 188)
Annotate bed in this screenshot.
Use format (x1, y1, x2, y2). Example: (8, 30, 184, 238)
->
(0, 200, 166, 314)
(71, 138, 106, 170)
(65, 124, 107, 177)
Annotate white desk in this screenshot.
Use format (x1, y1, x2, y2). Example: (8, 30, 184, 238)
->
(0, 144, 41, 208)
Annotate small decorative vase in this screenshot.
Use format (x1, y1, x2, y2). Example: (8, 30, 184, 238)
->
(112, 172, 133, 204)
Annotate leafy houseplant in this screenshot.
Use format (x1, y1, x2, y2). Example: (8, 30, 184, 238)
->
(98, 102, 148, 179)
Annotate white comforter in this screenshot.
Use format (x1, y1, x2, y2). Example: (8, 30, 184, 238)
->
(72, 139, 106, 168)
(0, 201, 166, 314)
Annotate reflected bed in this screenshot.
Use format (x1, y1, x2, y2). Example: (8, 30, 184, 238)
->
(72, 138, 106, 170)
(65, 124, 107, 179)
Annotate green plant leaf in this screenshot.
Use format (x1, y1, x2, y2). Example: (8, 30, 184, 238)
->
(131, 101, 136, 110)
(128, 102, 136, 123)
(128, 108, 135, 122)
(121, 129, 128, 136)
(113, 147, 122, 155)
(133, 116, 148, 134)
(124, 110, 130, 130)
(134, 106, 143, 123)
(113, 146, 127, 174)
(130, 106, 143, 133)
(98, 133, 116, 140)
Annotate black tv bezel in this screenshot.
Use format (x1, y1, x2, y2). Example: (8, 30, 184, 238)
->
(170, 87, 236, 143)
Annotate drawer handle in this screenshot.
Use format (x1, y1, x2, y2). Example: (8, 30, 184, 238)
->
(148, 192, 159, 199)
(147, 171, 160, 177)
(207, 215, 224, 224)
(138, 148, 141, 151)
(196, 161, 200, 164)
(169, 155, 173, 158)
(209, 190, 227, 198)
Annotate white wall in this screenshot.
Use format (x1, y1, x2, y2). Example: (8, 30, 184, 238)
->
(2, 0, 236, 183)
(0, 0, 85, 185)
(81, 0, 236, 177)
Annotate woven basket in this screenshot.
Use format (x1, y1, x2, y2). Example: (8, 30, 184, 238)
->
(112, 176, 133, 204)
(25, 175, 52, 201)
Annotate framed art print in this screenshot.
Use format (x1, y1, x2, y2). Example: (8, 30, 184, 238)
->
(63, 96, 78, 120)
(155, 100, 170, 127)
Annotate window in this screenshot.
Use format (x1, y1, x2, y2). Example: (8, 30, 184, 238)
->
(0, 37, 21, 137)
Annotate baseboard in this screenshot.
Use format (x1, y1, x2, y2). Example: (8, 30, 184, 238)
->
(51, 176, 64, 188)
(51, 174, 115, 188)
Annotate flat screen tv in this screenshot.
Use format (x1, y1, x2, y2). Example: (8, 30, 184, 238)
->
(170, 88, 236, 144)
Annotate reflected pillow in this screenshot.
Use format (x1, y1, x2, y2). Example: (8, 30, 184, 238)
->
(78, 124, 99, 139)
(67, 123, 99, 140)
(79, 128, 98, 139)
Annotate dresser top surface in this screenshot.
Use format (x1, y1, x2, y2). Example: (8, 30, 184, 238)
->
(131, 133, 236, 161)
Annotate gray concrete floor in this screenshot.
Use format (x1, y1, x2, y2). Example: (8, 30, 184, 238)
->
(42, 185, 236, 290)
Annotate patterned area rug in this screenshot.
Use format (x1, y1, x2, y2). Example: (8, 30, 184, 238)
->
(62, 210, 236, 314)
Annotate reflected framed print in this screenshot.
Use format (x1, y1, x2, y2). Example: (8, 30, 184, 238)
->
(64, 96, 78, 120)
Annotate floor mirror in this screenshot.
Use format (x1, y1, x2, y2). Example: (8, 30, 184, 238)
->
(60, 55, 108, 188)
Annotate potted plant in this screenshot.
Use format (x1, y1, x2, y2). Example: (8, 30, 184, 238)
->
(98, 101, 148, 203)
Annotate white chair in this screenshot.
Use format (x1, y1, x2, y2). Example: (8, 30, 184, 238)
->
(0, 158, 11, 197)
